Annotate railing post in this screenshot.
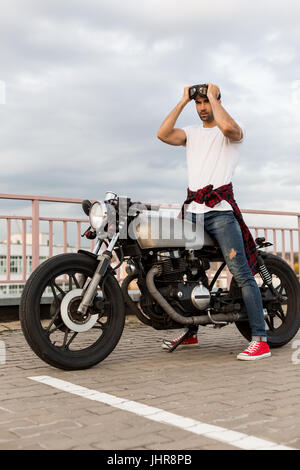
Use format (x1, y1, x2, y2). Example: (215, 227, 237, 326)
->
(22, 219, 27, 281)
(31, 199, 40, 271)
(298, 216, 300, 280)
(6, 219, 11, 282)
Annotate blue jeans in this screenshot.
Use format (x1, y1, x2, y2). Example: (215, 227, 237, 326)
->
(186, 210, 267, 340)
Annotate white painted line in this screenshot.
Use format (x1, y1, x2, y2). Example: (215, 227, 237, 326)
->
(28, 375, 295, 451)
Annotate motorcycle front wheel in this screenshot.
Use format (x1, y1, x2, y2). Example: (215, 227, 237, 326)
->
(19, 253, 125, 370)
(232, 253, 300, 347)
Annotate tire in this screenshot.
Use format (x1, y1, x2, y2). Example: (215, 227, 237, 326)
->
(19, 253, 125, 370)
(233, 254, 300, 347)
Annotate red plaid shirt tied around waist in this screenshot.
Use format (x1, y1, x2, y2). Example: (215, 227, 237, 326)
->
(178, 183, 258, 275)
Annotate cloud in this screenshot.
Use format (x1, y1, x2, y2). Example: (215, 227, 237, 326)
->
(0, 0, 300, 224)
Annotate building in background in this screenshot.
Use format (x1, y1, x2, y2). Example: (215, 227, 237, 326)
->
(0, 231, 122, 297)
(0, 232, 77, 296)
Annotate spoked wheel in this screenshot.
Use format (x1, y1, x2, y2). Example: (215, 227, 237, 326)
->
(233, 254, 300, 347)
(20, 253, 125, 370)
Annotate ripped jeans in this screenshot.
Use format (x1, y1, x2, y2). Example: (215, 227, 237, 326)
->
(186, 210, 267, 340)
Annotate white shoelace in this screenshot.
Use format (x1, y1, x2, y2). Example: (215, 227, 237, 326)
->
(244, 341, 261, 353)
(168, 332, 186, 343)
(166, 329, 193, 344)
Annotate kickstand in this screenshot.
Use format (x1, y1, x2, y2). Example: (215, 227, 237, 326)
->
(166, 328, 196, 353)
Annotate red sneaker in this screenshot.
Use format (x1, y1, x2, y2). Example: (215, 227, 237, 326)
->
(162, 331, 198, 350)
(237, 341, 271, 361)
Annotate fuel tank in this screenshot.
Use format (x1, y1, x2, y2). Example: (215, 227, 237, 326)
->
(132, 212, 215, 250)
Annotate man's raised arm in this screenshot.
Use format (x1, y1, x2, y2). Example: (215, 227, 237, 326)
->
(157, 87, 191, 146)
(206, 83, 243, 142)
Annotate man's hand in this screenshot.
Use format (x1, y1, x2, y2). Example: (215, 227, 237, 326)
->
(181, 86, 192, 105)
(206, 83, 221, 101)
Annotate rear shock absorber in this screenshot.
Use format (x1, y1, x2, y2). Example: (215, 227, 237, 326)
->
(257, 255, 279, 298)
(259, 261, 273, 286)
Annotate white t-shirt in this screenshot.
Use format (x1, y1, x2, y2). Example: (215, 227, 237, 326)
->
(182, 124, 243, 214)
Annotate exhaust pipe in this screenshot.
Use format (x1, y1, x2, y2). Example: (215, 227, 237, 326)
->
(146, 265, 248, 326)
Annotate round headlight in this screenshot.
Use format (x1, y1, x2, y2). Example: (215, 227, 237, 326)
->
(89, 201, 107, 231)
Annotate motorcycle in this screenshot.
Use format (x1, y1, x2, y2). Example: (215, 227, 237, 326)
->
(19, 191, 300, 370)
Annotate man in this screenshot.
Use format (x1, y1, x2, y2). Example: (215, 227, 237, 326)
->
(157, 83, 271, 360)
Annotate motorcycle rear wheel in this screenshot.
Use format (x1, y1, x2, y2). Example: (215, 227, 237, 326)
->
(19, 253, 125, 370)
(233, 253, 300, 347)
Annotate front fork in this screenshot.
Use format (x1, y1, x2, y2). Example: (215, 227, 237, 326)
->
(77, 233, 120, 315)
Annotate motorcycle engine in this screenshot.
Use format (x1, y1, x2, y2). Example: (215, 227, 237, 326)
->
(153, 252, 211, 314)
(171, 280, 211, 313)
(139, 251, 213, 328)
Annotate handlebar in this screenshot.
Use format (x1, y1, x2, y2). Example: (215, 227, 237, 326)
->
(82, 198, 160, 219)
(144, 204, 160, 211)
(133, 202, 160, 212)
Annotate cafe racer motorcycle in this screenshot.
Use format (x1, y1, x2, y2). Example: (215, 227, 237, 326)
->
(20, 191, 300, 370)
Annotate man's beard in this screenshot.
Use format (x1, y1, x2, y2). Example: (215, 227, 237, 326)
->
(198, 112, 214, 122)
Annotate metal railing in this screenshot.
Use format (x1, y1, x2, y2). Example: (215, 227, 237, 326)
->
(0, 194, 299, 292)
(0, 194, 95, 285)
(245, 208, 300, 273)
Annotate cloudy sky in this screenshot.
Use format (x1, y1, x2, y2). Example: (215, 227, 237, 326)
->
(1, 0, 300, 227)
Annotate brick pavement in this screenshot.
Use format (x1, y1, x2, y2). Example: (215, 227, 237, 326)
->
(0, 317, 300, 450)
